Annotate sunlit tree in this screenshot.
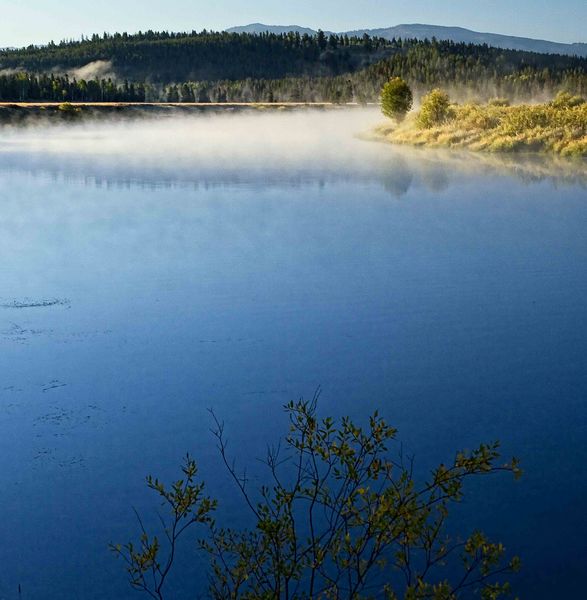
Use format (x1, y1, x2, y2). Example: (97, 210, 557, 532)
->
(381, 77, 413, 121)
(417, 88, 453, 128)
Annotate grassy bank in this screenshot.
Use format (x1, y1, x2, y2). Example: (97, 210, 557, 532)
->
(373, 93, 587, 156)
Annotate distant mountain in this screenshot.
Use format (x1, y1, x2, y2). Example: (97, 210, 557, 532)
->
(227, 23, 320, 36)
(227, 23, 587, 57)
(346, 25, 587, 57)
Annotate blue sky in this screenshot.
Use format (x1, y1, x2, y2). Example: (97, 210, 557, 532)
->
(1, 0, 585, 48)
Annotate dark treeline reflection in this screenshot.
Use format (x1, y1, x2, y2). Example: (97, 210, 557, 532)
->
(1, 110, 586, 194)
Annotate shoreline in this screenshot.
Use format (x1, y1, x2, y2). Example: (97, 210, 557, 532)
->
(0, 101, 361, 108)
(369, 101, 587, 158)
(369, 121, 587, 158)
(0, 102, 369, 126)
(368, 124, 584, 156)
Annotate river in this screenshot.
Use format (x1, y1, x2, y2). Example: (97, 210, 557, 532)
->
(0, 108, 586, 599)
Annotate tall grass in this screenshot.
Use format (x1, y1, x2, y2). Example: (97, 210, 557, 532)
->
(376, 92, 587, 156)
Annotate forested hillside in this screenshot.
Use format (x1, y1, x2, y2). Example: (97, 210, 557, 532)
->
(167, 41, 587, 104)
(0, 33, 585, 103)
(0, 30, 391, 82)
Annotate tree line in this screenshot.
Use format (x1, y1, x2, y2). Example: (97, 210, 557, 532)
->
(0, 35, 585, 103)
(0, 30, 392, 83)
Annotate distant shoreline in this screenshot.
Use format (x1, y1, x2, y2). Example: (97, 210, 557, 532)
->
(0, 102, 356, 108)
(0, 102, 367, 125)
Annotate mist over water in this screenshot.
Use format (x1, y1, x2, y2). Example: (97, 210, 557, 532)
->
(2, 108, 585, 190)
(0, 109, 586, 599)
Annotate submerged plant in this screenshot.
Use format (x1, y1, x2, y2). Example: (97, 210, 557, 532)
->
(113, 395, 522, 599)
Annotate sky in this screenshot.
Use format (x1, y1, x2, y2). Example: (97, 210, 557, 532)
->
(0, 0, 585, 48)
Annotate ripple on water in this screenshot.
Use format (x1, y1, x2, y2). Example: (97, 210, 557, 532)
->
(0, 298, 70, 309)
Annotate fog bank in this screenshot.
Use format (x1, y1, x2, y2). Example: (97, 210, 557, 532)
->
(0, 108, 584, 190)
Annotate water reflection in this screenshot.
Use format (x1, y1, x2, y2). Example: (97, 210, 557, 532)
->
(1, 109, 585, 195)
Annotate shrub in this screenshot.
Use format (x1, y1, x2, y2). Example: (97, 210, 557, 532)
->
(113, 397, 522, 600)
(550, 91, 585, 109)
(416, 88, 453, 129)
(380, 77, 413, 122)
(488, 97, 510, 107)
(58, 102, 76, 112)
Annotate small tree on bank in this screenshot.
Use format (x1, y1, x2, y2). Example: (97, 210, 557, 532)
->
(113, 396, 522, 599)
(417, 89, 453, 129)
(381, 77, 414, 122)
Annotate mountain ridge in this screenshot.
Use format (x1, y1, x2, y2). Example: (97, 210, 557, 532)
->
(225, 23, 319, 36)
(226, 23, 587, 57)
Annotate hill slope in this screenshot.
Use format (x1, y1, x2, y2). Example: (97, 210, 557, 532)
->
(228, 23, 587, 57)
(1, 36, 585, 104)
(0, 31, 392, 84)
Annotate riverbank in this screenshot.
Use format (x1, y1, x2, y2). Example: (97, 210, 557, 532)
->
(0, 102, 357, 126)
(371, 96, 587, 157)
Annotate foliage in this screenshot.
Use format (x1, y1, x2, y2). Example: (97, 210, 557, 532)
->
(114, 396, 522, 599)
(0, 30, 391, 85)
(377, 94, 587, 156)
(57, 101, 78, 113)
(549, 90, 585, 109)
(0, 35, 586, 104)
(111, 457, 216, 600)
(416, 89, 453, 129)
(361, 40, 587, 102)
(381, 77, 413, 121)
(488, 98, 510, 107)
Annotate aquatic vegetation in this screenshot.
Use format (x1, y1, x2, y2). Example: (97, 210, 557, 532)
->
(377, 91, 587, 156)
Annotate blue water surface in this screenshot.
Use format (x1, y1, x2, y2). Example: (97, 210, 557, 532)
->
(0, 110, 585, 599)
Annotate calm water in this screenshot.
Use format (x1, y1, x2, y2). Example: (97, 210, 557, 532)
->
(0, 109, 586, 599)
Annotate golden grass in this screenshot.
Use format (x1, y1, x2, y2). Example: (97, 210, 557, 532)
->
(375, 98, 587, 157)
